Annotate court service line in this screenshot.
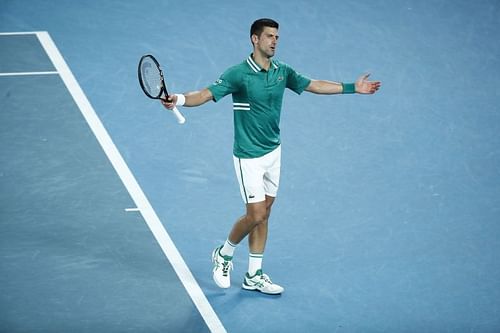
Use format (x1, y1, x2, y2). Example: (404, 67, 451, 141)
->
(0, 31, 43, 36)
(0, 71, 58, 77)
(35, 31, 226, 333)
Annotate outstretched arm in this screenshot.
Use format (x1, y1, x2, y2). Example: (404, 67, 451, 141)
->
(305, 73, 381, 95)
(161, 88, 213, 109)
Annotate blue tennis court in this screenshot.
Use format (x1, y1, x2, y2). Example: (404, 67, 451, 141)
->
(1, 1, 500, 332)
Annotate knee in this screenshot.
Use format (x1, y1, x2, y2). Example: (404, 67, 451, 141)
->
(247, 211, 269, 226)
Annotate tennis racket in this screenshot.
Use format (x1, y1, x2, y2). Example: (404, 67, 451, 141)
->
(138, 54, 186, 124)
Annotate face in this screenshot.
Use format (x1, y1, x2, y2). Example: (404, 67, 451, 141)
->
(252, 26, 279, 58)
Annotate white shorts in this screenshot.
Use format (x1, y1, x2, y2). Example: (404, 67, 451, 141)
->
(233, 145, 281, 204)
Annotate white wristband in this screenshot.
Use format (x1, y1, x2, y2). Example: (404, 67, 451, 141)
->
(175, 94, 186, 106)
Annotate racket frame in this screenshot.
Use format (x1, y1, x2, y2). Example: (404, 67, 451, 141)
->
(138, 54, 186, 124)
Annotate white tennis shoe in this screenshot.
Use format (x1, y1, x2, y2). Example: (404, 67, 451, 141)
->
(242, 269, 284, 295)
(212, 246, 233, 289)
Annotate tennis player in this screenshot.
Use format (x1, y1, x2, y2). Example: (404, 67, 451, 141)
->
(162, 18, 381, 294)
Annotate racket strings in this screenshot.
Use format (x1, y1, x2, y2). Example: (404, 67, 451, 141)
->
(140, 59, 162, 98)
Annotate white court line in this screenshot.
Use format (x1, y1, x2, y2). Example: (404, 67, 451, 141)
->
(0, 31, 44, 36)
(0, 71, 58, 77)
(33, 31, 226, 333)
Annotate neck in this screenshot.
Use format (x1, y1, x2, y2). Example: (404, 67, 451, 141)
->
(252, 52, 271, 70)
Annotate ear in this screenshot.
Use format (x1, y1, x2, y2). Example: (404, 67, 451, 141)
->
(251, 34, 259, 45)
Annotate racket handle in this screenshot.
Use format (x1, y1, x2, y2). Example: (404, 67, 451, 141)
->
(171, 106, 186, 124)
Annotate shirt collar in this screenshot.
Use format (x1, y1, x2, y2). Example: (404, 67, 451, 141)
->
(246, 54, 279, 73)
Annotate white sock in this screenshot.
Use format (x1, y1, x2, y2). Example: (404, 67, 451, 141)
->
(248, 253, 263, 276)
(220, 239, 236, 257)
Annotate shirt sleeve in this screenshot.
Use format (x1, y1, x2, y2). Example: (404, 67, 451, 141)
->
(207, 67, 240, 102)
(285, 64, 311, 95)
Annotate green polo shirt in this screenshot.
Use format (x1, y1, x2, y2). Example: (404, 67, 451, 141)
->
(208, 55, 311, 158)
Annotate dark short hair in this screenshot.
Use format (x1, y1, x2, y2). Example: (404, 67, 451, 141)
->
(250, 18, 279, 38)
